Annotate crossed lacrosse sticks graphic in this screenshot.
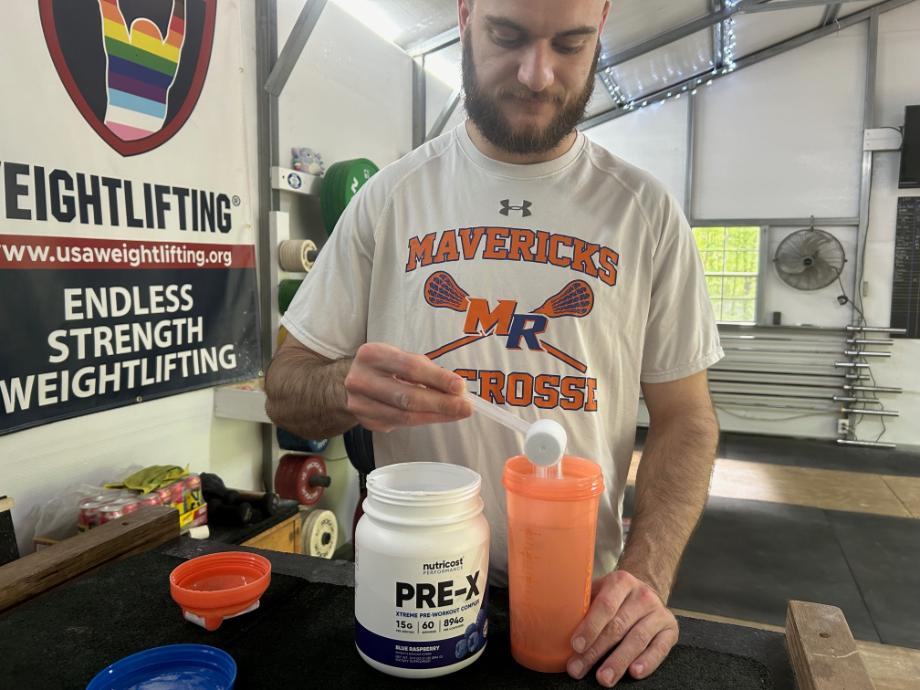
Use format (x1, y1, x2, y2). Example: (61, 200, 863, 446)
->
(423, 271, 594, 373)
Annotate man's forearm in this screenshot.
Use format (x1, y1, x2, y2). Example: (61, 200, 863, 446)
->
(264, 350, 356, 439)
(616, 408, 718, 602)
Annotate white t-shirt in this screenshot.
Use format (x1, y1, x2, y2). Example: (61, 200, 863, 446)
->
(283, 122, 723, 586)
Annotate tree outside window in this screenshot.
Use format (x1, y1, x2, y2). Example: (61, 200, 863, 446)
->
(693, 226, 760, 324)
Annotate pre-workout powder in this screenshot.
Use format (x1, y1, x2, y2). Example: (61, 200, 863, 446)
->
(354, 462, 490, 678)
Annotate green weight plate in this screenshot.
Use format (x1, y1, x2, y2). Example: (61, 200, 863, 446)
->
(342, 159, 379, 206)
(278, 278, 303, 314)
(324, 161, 348, 234)
(320, 158, 379, 235)
(320, 162, 345, 235)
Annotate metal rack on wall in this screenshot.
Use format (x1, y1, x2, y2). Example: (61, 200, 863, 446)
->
(834, 325, 905, 449)
(664, 325, 904, 449)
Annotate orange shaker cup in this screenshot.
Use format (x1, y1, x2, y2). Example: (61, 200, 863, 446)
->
(502, 454, 604, 672)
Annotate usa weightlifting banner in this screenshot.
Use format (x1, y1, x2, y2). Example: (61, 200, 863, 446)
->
(0, 0, 259, 434)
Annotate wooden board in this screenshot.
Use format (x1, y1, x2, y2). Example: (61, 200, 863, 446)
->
(786, 600, 875, 690)
(241, 514, 300, 554)
(675, 607, 920, 690)
(0, 505, 178, 613)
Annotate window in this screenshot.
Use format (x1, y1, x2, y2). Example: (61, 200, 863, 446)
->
(692, 226, 761, 324)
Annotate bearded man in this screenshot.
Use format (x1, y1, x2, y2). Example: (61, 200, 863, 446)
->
(266, 1, 722, 685)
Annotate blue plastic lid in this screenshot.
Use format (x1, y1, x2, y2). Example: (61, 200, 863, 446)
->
(86, 644, 236, 690)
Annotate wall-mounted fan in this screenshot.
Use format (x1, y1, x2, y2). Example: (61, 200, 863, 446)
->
(773, 224, 846, 290)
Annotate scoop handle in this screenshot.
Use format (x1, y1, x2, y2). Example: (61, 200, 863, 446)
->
(466, 392, 531, 436)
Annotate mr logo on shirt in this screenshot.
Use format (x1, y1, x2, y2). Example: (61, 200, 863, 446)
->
(423, 271, 593, 374)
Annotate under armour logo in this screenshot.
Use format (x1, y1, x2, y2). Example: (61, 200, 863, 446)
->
(500, 199, 532, 217)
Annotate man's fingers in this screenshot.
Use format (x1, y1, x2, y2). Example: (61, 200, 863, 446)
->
(569, 572, 632, 655)
(345, 368, 470, 420)
(346, 393, 470, 432)
(628, 627, 679, 680)
(595, 611, 677, 688)
(601, 585, 661, 649)
(566, 588, 656, 679)
(356, 343, 466, 394)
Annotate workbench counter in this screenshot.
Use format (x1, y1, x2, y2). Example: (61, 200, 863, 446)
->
(0, 538, 799, 688)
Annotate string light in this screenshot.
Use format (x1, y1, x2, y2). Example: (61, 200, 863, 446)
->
(607, 0, 743, 114)
(723, 0, 741, 72)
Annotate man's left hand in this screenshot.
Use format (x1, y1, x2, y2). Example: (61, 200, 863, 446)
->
(566, 570, 679, 687)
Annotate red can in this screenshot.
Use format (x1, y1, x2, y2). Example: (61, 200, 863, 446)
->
(155, 487, 172, 505)
(98, 504, 125, 524)
(138, 493, 162, 507)
(168, 481, 186, 505)
(118, 497, 140, 514)
(79, 501, 106, 529)
(185, 475, 201, 490)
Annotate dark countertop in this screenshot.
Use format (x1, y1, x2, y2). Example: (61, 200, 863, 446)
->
(0, 539, 793, 689)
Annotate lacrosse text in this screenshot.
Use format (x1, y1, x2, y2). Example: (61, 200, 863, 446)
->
(456, 369, 598, 412)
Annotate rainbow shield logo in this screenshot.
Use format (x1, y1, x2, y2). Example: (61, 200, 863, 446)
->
(39, 0, 216, 156)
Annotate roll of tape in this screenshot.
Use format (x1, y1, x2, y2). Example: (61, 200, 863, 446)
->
(274, 454, 329, 506)
(278, 239, 318, 273)
(277, 279, 303, 314)
(302, 509, 338, 559)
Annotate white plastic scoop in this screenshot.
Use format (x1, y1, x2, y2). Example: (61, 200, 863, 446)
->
(466, 393, 566, 478)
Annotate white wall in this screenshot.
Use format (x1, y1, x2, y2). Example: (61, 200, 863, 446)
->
(276, 0, 416, 262)
(694, 23, 866, 220)
(587, 3, 920, 447)
(585, 97, 689, 211)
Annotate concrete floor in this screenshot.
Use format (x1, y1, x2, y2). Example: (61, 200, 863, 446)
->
(626, 431, 920, 690)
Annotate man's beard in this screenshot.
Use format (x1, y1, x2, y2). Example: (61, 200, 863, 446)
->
(462, 33, 599, 156)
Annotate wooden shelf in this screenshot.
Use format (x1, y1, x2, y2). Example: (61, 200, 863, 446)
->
(242, 513, 301, 554)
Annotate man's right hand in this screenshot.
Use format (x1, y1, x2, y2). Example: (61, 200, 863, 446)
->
(344, 343, 472, 433)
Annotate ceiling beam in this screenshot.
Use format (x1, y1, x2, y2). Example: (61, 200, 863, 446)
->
(743, 0, 871, 12)
(426, 88, 462, 141)
(595, 0, 878, 73)
(580, 0, 915, 130)
(597, 52, 630, 106)
(265, 0, 327, 97)
(406, 27, 460, 58)
(712, 0, 725, 70)
(595, 4, 742, 72)
(403, 0, 873, 64)
(821, 3, 843, 25)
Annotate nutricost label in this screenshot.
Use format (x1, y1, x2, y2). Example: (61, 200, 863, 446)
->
(356, 548, 489, 670)
(354, 462, 490, 678)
